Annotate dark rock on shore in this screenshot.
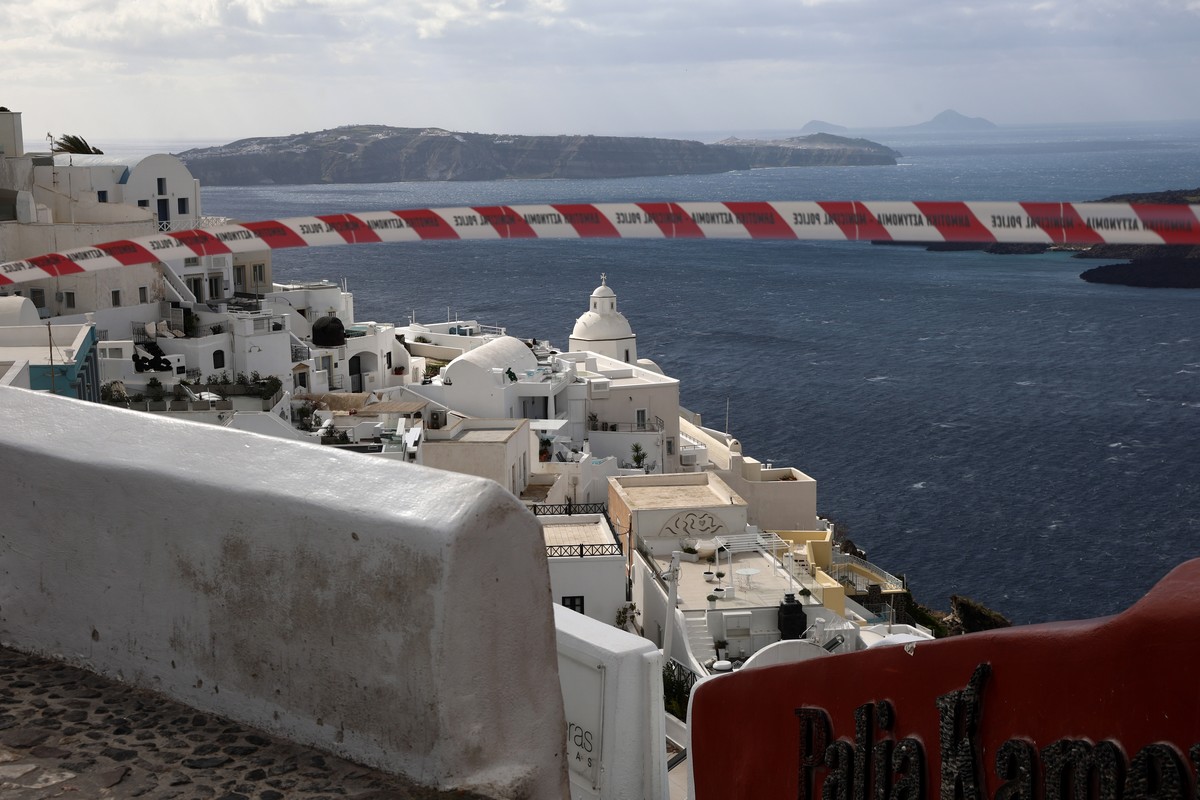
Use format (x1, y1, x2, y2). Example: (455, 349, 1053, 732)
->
(1079, 259, 1200, 288)
(1073, 186, 1200, 287)
(872, 241, 1049, 254)
(1096, 187, 1200, 204)
(177, 124, 898, 186)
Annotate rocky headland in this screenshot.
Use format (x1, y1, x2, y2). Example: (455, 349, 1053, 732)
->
(176, 125, 899, 186)
(873, 188, 1200, 288)
(1076, 188, 1200, 288)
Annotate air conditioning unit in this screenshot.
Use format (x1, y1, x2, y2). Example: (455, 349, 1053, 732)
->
(55, 292, 64, 301)
(429, 409, 445, 430)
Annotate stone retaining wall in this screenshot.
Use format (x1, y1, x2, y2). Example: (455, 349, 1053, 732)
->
(0, 386, 569, 799)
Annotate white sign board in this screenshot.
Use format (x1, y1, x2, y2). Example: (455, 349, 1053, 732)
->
(558, 648, 606, 791)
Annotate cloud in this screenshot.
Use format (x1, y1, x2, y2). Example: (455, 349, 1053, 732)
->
(3, 0, 1199, 140)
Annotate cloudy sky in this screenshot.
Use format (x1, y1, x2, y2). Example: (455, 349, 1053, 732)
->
(5, 0, 1200, 145)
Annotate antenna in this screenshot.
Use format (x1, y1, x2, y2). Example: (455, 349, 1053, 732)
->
(46, 320, 55, 395)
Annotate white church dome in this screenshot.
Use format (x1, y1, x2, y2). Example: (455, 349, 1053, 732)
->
(570, 275, 633, 341)
(571, 310, 633, 341)
(569, 274, 638, 362)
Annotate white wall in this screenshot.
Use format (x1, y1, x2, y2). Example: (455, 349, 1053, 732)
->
(547, 553, 627, 628)
(0, 386, 569, 799)
(553, 605, 667, 800)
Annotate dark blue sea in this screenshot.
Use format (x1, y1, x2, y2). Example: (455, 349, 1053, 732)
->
(197, 122, 1200, 625)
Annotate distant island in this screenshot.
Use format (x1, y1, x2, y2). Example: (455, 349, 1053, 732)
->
(903, 109, 997, 132)
(795, 110, 997, 134)
(799, 120, 850, 135)
(177, 125, 899, 186)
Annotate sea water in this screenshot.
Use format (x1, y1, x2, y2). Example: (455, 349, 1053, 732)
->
(197, 122, 1200, 624)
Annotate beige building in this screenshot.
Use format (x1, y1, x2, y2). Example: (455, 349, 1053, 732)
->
(607, 472, 749, 557)
(421, 417, 532, 497)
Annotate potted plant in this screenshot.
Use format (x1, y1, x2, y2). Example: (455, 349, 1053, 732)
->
(630, 442, 647, 470)
(703, 568, 716, 582)
(679, 539, 700, 563)
(707, 594, 718, 609)
(712, 586, 726, 599)
(714, 639, 728, 660)
(715, 571, 726, 585)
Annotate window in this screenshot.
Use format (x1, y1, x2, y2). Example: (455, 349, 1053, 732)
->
(177, 197, 189, 215)
(666, 437, 675, 455)
(186, 277, 203, 299)
(63, 291, 76, 309)
(156, 178, 166, 194)
(97, 190, 108, 203)
(561, 596, 585, 615)
(625, 348, 630, 362)
(235, 265, 245, 287)
(29, 288, 45, 308)
(184, 257, 199, 267)
(111, 289, 121, 307)
(252, 263, 265, 284)
(213, 350, 225, 369)
(208, 276, 222, 299)
(138, 286, 148, 304)
(137, 199, 149, 208)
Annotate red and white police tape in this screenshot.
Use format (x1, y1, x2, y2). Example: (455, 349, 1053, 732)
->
(3, 200, 1199, 286)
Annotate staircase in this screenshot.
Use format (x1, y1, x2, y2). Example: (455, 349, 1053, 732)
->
(684, 611, 715, 668)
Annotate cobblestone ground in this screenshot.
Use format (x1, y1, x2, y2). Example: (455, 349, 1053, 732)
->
(0, 647, 491, 800)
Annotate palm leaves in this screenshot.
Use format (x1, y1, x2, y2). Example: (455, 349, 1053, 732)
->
(52, 134, 103, 155)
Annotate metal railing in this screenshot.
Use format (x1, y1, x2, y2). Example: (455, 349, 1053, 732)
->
(666, 658, 701, 692)
(829, 552, 905, 592)
(784, 553, 825, 604)
(529, 501, 608, 516)
(156, 216, 231, 232)
(546, 542, 624, 558)
(593, 420, 664, 433)
(531, 503, 623, 558)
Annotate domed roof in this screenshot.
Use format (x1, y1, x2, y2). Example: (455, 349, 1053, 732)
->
(571, 310, 633, 341)
(444, 335, 537, 382)
(311, 315, 346, 347)
(0, 296, 40, 327)
(571, 273, 635, 343)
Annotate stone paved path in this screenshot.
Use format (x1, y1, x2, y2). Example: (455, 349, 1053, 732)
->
(0, 647, 490, 799)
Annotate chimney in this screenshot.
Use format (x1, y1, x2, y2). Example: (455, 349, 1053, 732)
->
(0, 109, 24, 157)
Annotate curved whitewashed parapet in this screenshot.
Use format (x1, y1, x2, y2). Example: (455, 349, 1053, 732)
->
(0, 386, 569, 800)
